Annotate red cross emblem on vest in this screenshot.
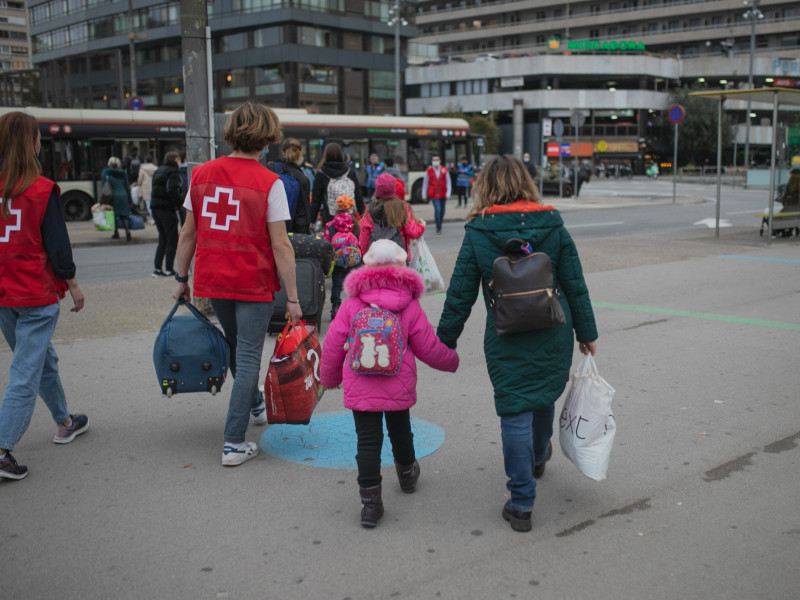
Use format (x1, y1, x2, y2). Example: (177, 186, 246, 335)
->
(0, 198, 22, 243)
(201, 187, 240, 231)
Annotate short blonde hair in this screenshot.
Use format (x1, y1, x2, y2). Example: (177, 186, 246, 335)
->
(467, 155, 540, 221)
(108, 156, 121, 169)
(224, 102, 283, 153)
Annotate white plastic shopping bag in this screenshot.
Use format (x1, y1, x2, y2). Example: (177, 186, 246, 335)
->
(409, 237, 445, 292)
(558, 354, 616, 481)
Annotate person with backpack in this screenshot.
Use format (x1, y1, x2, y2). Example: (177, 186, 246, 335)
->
(123, 148, 142, 183)
(150, 152, 183, 277)
(435, 156, 597, 533)
(365, 153, 385, 200)
(320, 239, 459, 527)
(266, 137, 310, 234)
(323, 194, 361, 319)
(309, 143, 364, 229)
(358, 173, 425, 258)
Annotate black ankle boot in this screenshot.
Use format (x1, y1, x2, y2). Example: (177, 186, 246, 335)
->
(395, 460, 420, 493)
(502, 500, 532, 532)
(359, 485, 384, 528)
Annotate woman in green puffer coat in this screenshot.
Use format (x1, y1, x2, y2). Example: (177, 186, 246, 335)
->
(436, 155, 598, 533)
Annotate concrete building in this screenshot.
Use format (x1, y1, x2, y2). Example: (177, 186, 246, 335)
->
(26, 0, 417, 115)
(0, 0, 36, 105)
(406, 0, 800, 169)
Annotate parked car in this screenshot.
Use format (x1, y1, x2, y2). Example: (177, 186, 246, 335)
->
(538, 172, 574, 197)
(475, 53, 500, 61)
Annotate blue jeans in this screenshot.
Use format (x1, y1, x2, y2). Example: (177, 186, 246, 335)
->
(0, 303, 70, 451)
(431, 197, 447, 231)
(499, 404, 556, 512)
(210, 299, 273, 444)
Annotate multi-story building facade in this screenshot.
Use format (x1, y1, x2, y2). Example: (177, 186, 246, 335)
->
(1, 0, 35, 105)
(407, 0, 800, 168)
(26, 0, 417, 115)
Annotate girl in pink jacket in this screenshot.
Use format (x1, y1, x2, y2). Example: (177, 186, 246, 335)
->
(320, 239, 459, 528)
(359, 173, 425, 258)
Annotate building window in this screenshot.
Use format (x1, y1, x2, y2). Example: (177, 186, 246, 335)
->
(299, 64, 337, 96)
(298, 26, 331, 48)
(256, 65, 285, 96)
(220, 32, 246, 53)
(369, 70, 394, 99)
(254, 26, 281, 47)
(221, 68, 249, 99)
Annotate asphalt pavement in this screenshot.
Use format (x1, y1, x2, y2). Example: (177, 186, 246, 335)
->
(2, 186, 799, 600)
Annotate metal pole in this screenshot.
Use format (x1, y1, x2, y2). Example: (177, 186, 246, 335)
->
(128, 0, 137, 98)
(715, 98, 722, 237)
(181, 0, 212, 171)
(743, 0, 758, 173)
(766, 91, 778, 247)
(539, 121, 544, 198)
(206, 25, 215, 160)
(574, 127, 579, 197)
(672, 122, 678, 204)
(394, 0, 400, 116)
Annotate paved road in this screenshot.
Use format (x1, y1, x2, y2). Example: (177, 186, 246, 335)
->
(2, 181, 799, 600)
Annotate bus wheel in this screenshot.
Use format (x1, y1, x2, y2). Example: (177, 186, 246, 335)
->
(62, 191, 92, 221)
(562, 183, 574, 198)
(410, 180, 427, 204)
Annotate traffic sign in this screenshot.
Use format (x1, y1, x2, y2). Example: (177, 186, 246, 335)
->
(128, 96, 144, 111)
(542, 118, 552, 137)
(569, 110, 587, 129)
(668, 104, 685, 124)
(553, 119, 564, 138)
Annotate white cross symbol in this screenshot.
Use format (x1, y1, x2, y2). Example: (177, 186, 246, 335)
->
(201, 187, 240, 231)
(0, 198, 22, 243)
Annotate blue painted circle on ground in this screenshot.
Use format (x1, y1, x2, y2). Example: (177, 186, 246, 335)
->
(260, 411, 445, 470)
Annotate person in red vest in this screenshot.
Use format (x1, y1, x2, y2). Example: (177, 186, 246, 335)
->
(421, 154, 452, 234)
(172, 102, 302, 467)
(0, 111, 88, 481)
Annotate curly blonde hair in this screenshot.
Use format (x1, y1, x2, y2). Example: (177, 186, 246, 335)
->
(467, 155, 540, 222)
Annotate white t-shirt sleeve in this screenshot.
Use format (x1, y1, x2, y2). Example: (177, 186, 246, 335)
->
(267, 179, 290, 223)
(182, 181, 290, 222)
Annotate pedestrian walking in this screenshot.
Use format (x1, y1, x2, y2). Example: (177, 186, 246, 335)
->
(435, 155, 598, 532)
(320, 239, 459, 527)
(172, 102, 302, 467)
(358, 173, 425, 257)
(455, 155, 474, 207)
(101, 157, 133, 241)
(309, 143, 365, 229)
(137, 154, 157, 223)
(0, 111, 88, 481)
(421, 154, 451, 234)
(150, 152, 183, 277)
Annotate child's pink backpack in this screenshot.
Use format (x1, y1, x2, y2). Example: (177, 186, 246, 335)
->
(331, 230, 362, 268)
(346, 307, 404, 375)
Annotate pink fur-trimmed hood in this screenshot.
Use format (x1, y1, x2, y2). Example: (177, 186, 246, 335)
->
(344, 265, 425, 313)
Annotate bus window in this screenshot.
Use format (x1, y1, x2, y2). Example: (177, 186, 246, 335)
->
(38, 139, 56, 182)
(77, 141, 93, 180)
(341, 139, 366, 181)
(156, 139, 184, 162)
(53, 140, 75, 181)
(408, 138, 434, 171)
(306, 138, 324, 168)
(91, 140, 115, 180)
(389, 139, 408, 182)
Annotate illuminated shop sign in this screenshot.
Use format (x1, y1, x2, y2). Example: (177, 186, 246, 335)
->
(548, 35, 646, 52)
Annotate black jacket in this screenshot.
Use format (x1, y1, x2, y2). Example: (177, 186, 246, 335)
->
(309, 162, 364, 226)
(266, 159, 310, 234)
(150, 161, 183, 210)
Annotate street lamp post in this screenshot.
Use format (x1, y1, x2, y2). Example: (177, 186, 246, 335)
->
(387, 0, 407, 116)
(743, 0, 763, 170)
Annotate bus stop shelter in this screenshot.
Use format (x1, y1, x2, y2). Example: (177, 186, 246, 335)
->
(689, 87, 800, 246)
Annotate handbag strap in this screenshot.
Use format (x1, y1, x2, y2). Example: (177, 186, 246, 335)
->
(160, 297, 215, 329)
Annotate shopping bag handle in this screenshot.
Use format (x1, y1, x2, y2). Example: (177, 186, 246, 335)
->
(574, 354, 599, 378)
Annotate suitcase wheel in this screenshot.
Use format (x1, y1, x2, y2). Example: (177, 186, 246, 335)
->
(210, 385, 218, 396)
(166, 388, 173, 398)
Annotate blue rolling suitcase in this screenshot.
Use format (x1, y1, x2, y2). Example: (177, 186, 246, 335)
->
(153, 299, 230, 398)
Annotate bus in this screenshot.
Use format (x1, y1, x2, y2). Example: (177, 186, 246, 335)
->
(0, 107, 479, 221)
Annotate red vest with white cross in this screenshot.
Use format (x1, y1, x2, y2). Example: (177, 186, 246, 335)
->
(189, 156, 281, 301)
(0, 176, 67, 307)
(426, 166, 449, 200)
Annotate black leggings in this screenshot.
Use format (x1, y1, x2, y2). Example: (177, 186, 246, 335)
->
(152, 207, 179, 272)
(352, 409, 415, 488)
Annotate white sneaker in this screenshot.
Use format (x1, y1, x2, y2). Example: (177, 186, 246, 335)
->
(251, 386, 267, 425)
(222, 441, 258, 466)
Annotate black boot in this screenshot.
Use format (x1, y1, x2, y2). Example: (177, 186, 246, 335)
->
(331, 300, 341, 320)
(359, 485, 384, 528)
(395, 460, 420, 493)
(533, 442, 553, 479)
(502, 500, 532, 532)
